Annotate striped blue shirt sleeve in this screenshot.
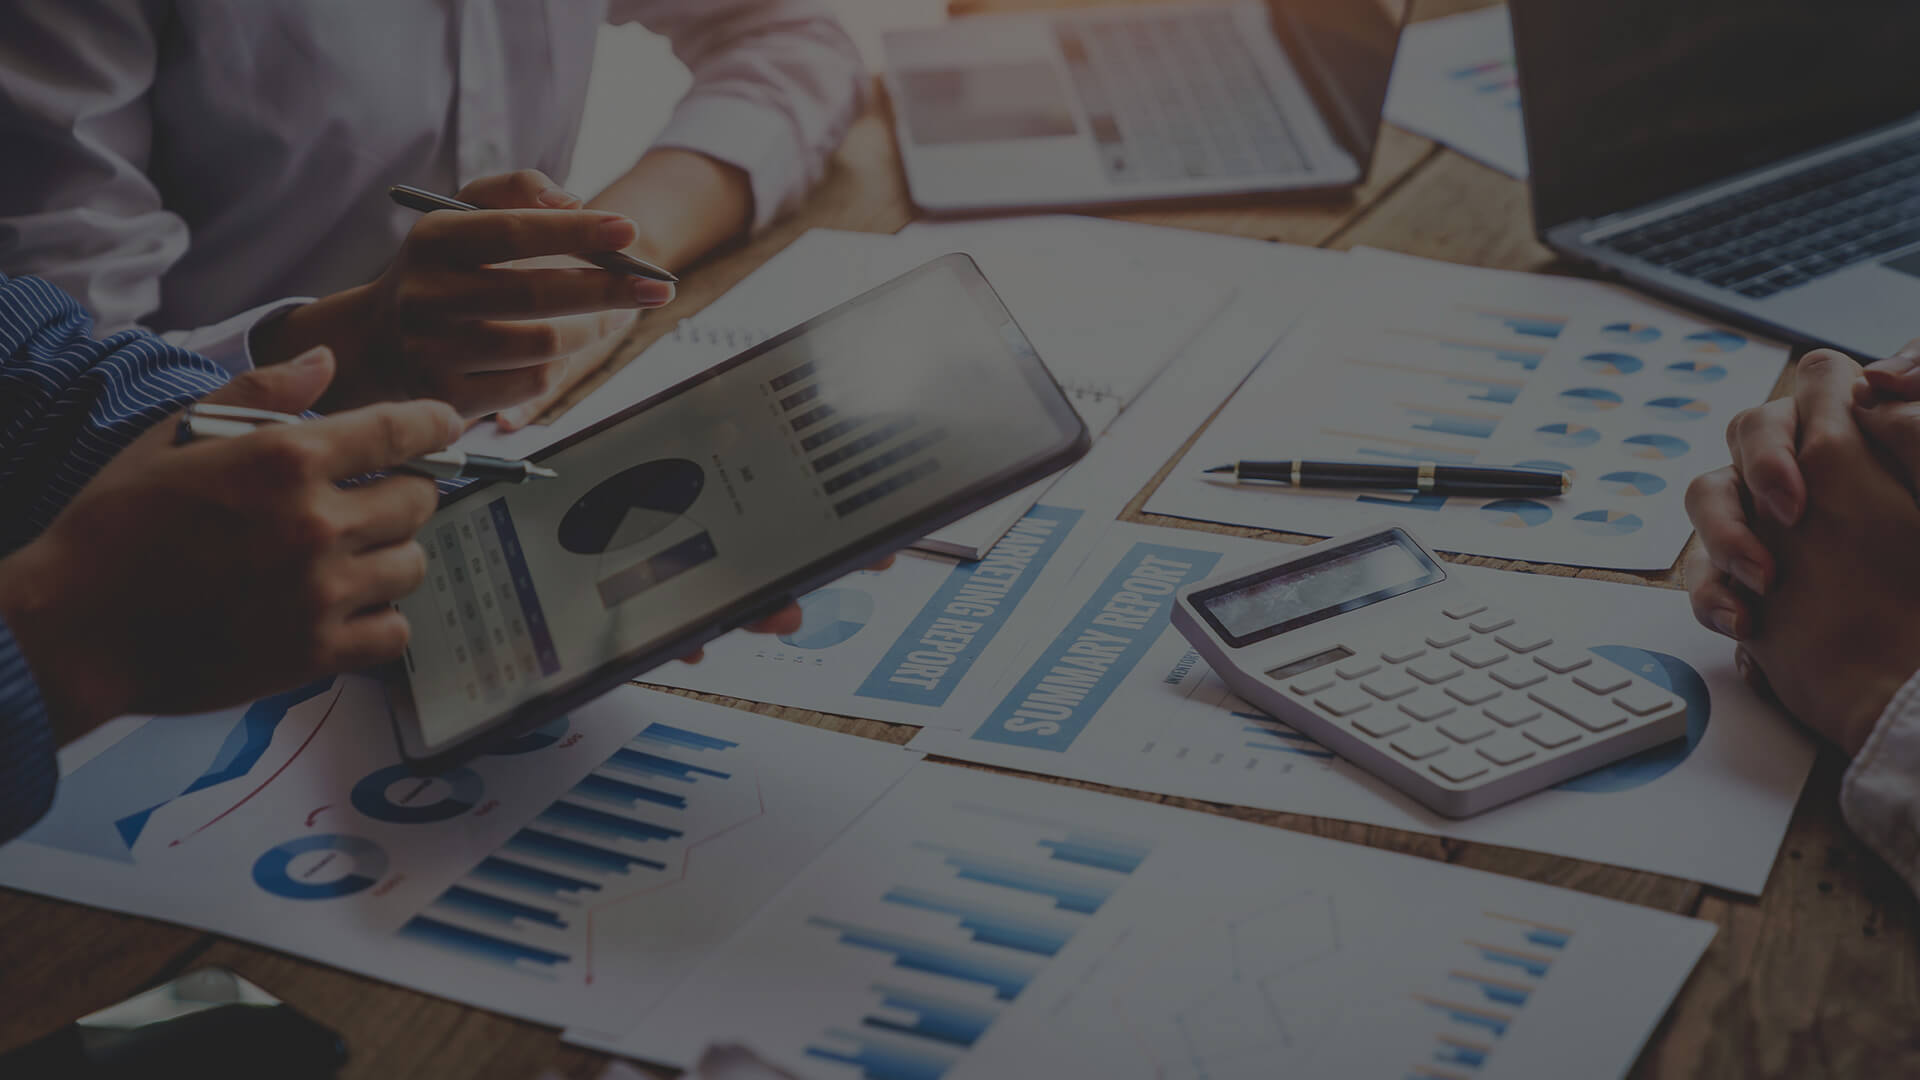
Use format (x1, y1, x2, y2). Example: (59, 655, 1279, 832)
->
(0, 272, 231, 844)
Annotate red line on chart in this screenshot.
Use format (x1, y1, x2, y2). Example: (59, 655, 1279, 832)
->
(170, 682, 347, 847)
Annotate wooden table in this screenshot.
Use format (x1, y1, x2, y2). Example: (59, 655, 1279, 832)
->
(5, 2, 1916, 1076)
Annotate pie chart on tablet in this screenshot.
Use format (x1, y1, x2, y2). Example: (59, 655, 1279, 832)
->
(558, 459, 706, 556)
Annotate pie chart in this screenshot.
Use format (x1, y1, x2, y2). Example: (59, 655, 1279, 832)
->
(1572, 509, 1644, 536)
(1597, 471, 1667, 497)
(1645, 396, 1711, 422)
(1560, 387, 1624, 412)
(1623, 433, 1690, 460)
(1666, 360, 1728, 384)
(1481, 499, 1554, 529)
(1536, 422, 1601, 449)
(1579, 352, 1644, 376)
(559, 459, 705, 556)
(780, 587, 875, 650)
(252, 834, 388, 900)
(351, 765, 485, 824)
(1600, 322, 1662, 344)
(1557, 647, 1709, 793)
(1684, 329, 1747, 354)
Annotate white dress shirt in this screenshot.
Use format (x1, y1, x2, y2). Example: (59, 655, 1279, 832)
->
(0, 0, 863, 372)
(1843, 669, 1920, 897)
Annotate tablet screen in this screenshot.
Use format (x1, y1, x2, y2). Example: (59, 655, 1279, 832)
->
(395, 256, 1080, 754)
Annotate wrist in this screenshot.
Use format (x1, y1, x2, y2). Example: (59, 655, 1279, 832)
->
(252, 287, 376, 411)
(0, 539, 130, 741)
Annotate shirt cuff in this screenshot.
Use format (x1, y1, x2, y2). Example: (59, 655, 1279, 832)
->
(1841, 666, 1920, 887)
(160, 296, 316, 376)
(0, 615, 58, 845)
(652, 94, 812, 233)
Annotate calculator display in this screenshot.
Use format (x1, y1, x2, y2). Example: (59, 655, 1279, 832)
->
(1195, 530, 1443, 647)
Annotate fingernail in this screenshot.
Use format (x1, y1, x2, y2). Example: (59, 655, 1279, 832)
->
(295, 347, 329, 369)
(1734, 648, 1754, 679)
(633, 279, 674, 305)
(1762, 490, 1800, 526)
(1868, 352, 1920, 375)
(1715, 607, 1748, 639)
(593, 217, 637, 249)
(537, 186, 580, 208)
(1730, 558, 1768, 594)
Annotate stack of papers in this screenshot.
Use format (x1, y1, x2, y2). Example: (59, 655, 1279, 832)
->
(1385, 5, 1530, 179)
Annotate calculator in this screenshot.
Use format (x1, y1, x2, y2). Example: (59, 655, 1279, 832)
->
(1170, 527, 1687, 817)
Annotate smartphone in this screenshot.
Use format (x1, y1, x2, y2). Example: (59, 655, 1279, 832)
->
(384, 254, 1091, 769)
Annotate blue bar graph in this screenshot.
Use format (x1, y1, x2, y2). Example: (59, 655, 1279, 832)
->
(538, 801, 682, 845)
(1449, 376, 1522, 404)
(1450, 971, 1531, 1007)
(635, 723, 738, 753)
(398, 915, 569, 973)
(807, 918, 1043, 1001)
(1521, 927, 1569, 949)
(1405, 406, 1498, 439)
(864, 984, 997, 1047)
(469, 856, 602, 902)
(1035, 835, 1148, 875)
(431, 884, 568, 929)
(1470, 942, 1552, 978)
(882, 887, 1075, 956)
(1462, 307, 1566, 339)
(915, 844, 1119, 915)
(1434, 1039, 1490, 1068)
(806, 1028, 957, 1080)
(1393, 331, 1546, 371)
(571, 772, 687, 811)
(603, 747, 730, 784)
(505, 829, 667, 875)
(1417, 996, 1511, 1037)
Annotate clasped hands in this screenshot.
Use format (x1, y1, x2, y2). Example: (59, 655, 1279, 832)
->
(1685, 341, 1920, 755)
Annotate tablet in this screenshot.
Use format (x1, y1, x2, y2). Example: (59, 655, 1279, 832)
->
(384, 254, 1090, 769)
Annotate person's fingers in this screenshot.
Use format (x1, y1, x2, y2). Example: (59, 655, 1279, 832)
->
(868, 554, 896, 573)
(455, 169, 581, 210)
(324, 607, 415, 672)
(339, 475, 440, 552)
(448, 363, 567, 419)
(1853, 398, 1920, 492)
(1683, 544, 1752, 640)
(334, 542, 431, 613)
(408, 209, 638, 267)
(1861, 366, 1920, 403)
(416, 267, 660, 321)
(744, 603, 806, 637)
(1683, 467, 1773, 594)
(1724, 399, 1803, 527)
(200, 346, 337, 413)
(1734, 645, 1777, 704)
(301, 400, 465, 479)
(495, 311, 639, 430)
(679, 648, 706, 665)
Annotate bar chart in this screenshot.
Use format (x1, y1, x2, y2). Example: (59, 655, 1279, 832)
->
(763, 353, 949, 521)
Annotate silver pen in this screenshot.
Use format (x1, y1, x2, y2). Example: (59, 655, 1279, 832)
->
(175, 403, 560, 483)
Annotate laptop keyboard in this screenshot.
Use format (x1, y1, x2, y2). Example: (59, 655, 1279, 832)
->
(1596, 130, 1920, 300)
(1054, 10, 1308, 185)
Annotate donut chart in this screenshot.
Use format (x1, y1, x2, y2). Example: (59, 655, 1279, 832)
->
(780, 588, 875, 650)
(1557, 647, 1710, 793)
(252, 834, 388, 900)
(351, 765, 484, 824)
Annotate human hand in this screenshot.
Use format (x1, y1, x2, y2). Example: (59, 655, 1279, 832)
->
(0, 348, 462, 742)
(254, 170, 675, 418)
(1688, 351, 1920, 753)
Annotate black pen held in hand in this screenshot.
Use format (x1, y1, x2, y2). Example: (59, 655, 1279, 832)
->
(388, 183, 679, 284)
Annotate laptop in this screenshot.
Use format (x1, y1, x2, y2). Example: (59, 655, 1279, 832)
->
(881, 1, 1405, 216)
(1512, 0, 1920, 361)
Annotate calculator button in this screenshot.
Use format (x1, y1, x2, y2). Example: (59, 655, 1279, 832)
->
(1425, 626, 1472, 649)
(1484, 698, 1543, 727)
(1573, 669, 1632, 695)
(1468, 610, 1516, 634)
(1335, 658, 1381, 680)
(1444, 675, 1502, 706)
(1529, 684, 1628, 732)
(1390, 728, 1451, 760)
(1290, 676, 1336, 696)
(1477, 735, 1537, 766)
(1354, 713, 1411, 738)
(1494, 627, 1554, 653)
(1438, 714, 1495, 743)
(1488, 659, 1547, 690)
(1361, 671, 1419, 701)
(1443, 602, 1488, 619)
(1407, 657, 1463, 684)
(1379, 639, 1429, 664)
(1532, 644, 1594, 674)
(1315, 687, 1374, 717)
(1451, 640, 1509, 669)
(1523, 717, 1584, 749)
(1430, 752, 1490, 782)
(1398, 689, 1458, 722)
(1614, 682, 1676, 716)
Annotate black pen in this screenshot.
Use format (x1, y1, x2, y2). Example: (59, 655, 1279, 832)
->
(177, 404, 560, 484)
(387, 184, 679, 284)
(1202, 459, 1571, 497)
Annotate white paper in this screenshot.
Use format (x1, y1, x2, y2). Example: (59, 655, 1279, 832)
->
(1147, 249, 1789, 570)
(1385, 6, 1530, 179)
(573, 763, 1715, 1080)
(911, 522, 1815, 894)
(0, 685, 918, 1032)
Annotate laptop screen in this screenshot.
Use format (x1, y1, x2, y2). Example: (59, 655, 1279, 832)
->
(1512, 0, 1920, 229)
(1269, 0, 1407, 164)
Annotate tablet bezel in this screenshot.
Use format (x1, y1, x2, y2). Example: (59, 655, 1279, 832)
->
(382, 253, 1091, 771)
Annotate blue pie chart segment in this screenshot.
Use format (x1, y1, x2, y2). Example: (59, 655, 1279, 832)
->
(1573, 509, 1644, 536)
(1685, 329, 1748, 354)
(1645, 396, 1711, 422)
(1623, 433, 1690, 460)
(1536, 422, 1601, 449)
(1579, 352, 1645, 376)
(1560, 387, 1624, 412)
(351, 765, 484, 824)
(1600, 322, 1662, 345)
(253, 834, 388, 900)
(1666, 360, 1728, 384)
(1597, 471, 1667, 497)
(1481, 499, 1554, 529)
(1557, 647, 1709, 793)
(780, 587, 875, 650)
(488, 717, 570, 756)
